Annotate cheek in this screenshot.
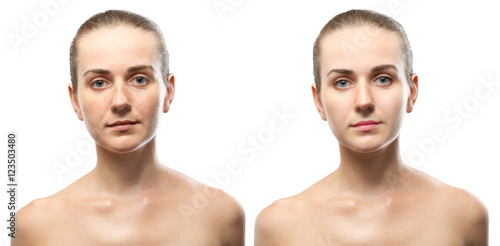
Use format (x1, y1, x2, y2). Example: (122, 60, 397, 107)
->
(80, 97, 107, 123)
(322, 94, 350, 131)
(378, 89, 405, 127)
(78, 97, 108, 143)
(138, 92, 162, 121)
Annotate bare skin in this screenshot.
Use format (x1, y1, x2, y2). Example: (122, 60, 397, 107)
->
(255, 25, 488, 246)
(255, 142, 487, 246)
(14, 145, 244, 245)
(13, 25, 244, 245)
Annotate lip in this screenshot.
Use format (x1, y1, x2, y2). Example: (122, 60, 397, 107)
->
(107, 120, 138, 131)
(351, 120, 380, 131)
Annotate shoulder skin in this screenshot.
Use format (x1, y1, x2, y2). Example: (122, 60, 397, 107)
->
(11, 195, 62, 245)
(255, 195, 308, 246)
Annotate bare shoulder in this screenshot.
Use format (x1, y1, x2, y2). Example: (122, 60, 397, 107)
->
(255, 197, 297, 227)
(167, 168, 244, 245)
(255, 174, 331, 245)
(412, 168, 487, 217)
(255, 193, 310, 245)
(168, 168, 244, 220)
(200, 184, 245, 229)
(11, 173, 91, 245)
(256, 193, 309, 226)
(444, 185, 488, 244)
(204, 186, 245, 245)
(12, 193, 64, 245)
(411, 168, 488, 244)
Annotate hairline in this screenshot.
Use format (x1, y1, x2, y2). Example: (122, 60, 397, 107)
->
(315, 24, 412, 94)
(74, 25, 165, 84)
(71, 15, 169, 93)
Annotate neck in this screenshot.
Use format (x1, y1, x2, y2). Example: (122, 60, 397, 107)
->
(334, 137, 409, 197)
(91, 138, 163, 196)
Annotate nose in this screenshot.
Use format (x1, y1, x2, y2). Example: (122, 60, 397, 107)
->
(354, 81, 374, 113)
(111, 81, 131, 114)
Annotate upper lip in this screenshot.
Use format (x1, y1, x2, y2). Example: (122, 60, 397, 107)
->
(107, 120, 138, 127)
(351, 120, 380, 127)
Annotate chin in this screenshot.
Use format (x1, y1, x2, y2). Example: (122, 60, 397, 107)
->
(98, 137, 148, 154)
(351, 145, 385, 153)
(109, 145, 143, 153)
(340, 137, 390, 153)
(344, 144, 382, 153)
(344, 133, 400, 154)
(100, 143, 142, 154)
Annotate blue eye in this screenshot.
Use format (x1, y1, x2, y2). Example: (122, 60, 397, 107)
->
(376, 76, 392, 85)
(335, 80, 351, 88)
(91, 80, 106, 88)
(132, 76, 148, 85)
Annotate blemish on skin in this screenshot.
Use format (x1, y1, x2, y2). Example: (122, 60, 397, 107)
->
(105, 199, 112, 208)
(142, 197, 149, 206)
(347, 199, 356, 208)
(349, 200, 355, 207)
(94, 198, 113, 213)
(385, 196, 392, 206)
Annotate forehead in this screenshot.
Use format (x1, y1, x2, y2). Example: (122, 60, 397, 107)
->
(320, 25, 404, 75)
(77, 25, 159, 75)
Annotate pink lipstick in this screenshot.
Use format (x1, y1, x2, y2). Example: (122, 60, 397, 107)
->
(351, 120, 380, 131)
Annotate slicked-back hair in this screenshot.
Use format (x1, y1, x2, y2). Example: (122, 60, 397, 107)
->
(313, 9, 413, 93)
(69, 10, 169, 92)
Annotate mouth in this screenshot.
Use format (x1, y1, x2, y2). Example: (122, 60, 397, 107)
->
(107, 120, 138, 131)
(351, 120, 380, 131)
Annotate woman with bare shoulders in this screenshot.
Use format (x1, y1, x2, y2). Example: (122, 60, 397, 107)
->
(255, 9, 487, 246)
(13, 10, 244, 245)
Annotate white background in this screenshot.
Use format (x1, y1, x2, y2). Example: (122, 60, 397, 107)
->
(1, 0, 499, 245)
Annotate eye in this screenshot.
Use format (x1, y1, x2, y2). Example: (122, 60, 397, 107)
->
(375, 76, 392, 85)
(334, 80, 352, 88)
(91, 80, 107, 88)
(132, 76, 149, 85)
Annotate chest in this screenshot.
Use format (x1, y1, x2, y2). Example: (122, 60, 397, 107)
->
(286, 199, 464, 246)
(42, 200, 221, 245)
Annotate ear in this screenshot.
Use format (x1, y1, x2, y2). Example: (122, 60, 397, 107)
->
(406, 73, 419, 113)
(312, 83, 327, 121)
(68, 84, 84, 121)
(163, 73, 175, 113)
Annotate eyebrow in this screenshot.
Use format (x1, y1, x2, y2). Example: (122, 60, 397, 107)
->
(326, 68, 353, 77)
(82, 65, 155, 79)
(325, 64, 398, 78)
(371, 64, 398, 73)
(127, 65, 155, 73)
(82, 68, 109, 78)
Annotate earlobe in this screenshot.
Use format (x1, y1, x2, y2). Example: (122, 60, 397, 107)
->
(312, 84, 327, 121)
(406, 73, 419, 113)
(68, 84, 83, 121)
(163, 73, 175, 113)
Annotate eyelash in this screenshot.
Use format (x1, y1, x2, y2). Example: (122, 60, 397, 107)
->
(89, 75, 150, 89)
(333, 76, 393, 89)
(131, 76, 149, 85)
(91, 80, 108, 88)
(375, 76, 392, 85)
(334, 80, 351, 88)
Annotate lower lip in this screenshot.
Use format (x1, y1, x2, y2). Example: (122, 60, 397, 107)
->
(109, 123, 137, 131)
(352, 123, 379, 131)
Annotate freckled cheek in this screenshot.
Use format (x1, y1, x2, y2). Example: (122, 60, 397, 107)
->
(138, 95, 162, 120)
(81, 98, 108, 125)
(79, 100, 108, 143)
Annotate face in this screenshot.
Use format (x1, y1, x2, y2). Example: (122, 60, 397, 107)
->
(312, 25, 418, 153)
(69, 25, 174, 153)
